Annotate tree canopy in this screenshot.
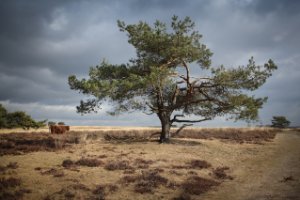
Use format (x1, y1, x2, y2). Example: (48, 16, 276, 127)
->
(0, 104, 46, 129)
(69, 16, 277, 142)
(271, 116, 290, 128)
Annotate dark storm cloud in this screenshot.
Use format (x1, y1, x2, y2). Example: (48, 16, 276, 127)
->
(0, 0, 299, 126)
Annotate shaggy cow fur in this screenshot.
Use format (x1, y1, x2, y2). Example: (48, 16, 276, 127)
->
(50, 125, 70, 134)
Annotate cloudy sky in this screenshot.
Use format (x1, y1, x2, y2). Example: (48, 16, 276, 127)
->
(0, 0, 299, 127)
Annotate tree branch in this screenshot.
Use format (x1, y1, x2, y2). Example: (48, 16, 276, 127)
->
(171, 114, 211, 124)
(171, 123, 193, 137)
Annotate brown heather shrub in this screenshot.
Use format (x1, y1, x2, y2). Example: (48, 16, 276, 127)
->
(280, 176, 295, 182)
(134, 181, 154, 194)
(121, 175, 138, 185)
(102, 146, 117, 152)
(134, 158, 155, 169)
(120, 170, 168, 194)
(41, 168, 65, 177)
(182, 176, 220, 195)
(106, 184, 118, 192)
(104, 160, 133, 171)
(123, 169, 136, 174)
(62, 159, 75, 168)
(212, 167, 233, 180)
(188, 159, 212, 169)
(0, 165, 6, 173)
(0, 177, 21, 190)
(34, 167, 42, 171)
(166, 181, 181, 190)
(93, 185, 105, 195)
(0, 132, 84, 155)
(172, 159, 212, 170)
(152, 168, 165, 173)
(188, 171, 198, 175)
(6, 162, 18, 169)
(172, 165, 188, 169)
(173, 128, 277, 143)
(0, 162, 19, 173)
(169, 170, 183, 176)
(62, 158, 103, 168)
(98, 154, 108, 159)
(173, 193, 192, 200)
(0, 188, 31, 200)
(92, 184, 119, 199)
(75, 158, 103, 167)
(71, 183, 91, 191)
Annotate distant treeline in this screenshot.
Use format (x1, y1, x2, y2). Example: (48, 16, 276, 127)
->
(0, 104, 46, 129)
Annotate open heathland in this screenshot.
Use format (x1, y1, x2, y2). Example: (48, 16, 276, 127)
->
(0, 127, 299, 199)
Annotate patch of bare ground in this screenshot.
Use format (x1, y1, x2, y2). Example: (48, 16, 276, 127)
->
(200, 130, 300, 200)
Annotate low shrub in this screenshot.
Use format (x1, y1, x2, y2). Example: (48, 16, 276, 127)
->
(40, 168, 65, 178)
(0, 177, 21, 190)
(212, 166, 233, 180)
(104, 160, 132, 171)
(134, 158, 154, 169)
(121, 170, 168, 194)
(62, 159, 75, 168)
(182, 176, 220, 195)
(188, 159, 211, 169)
(75, 158, 103, 167)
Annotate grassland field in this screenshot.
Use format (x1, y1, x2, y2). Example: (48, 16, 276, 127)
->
(0, 127, 299, 199)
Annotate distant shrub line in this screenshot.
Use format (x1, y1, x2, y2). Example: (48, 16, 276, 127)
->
(0, 104, 46, 129)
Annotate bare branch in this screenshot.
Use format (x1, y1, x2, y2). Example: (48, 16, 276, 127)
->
(171, 123, 193, 137)
(171, 114, 211, 123)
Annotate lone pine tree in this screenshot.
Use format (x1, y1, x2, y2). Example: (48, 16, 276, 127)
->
(68, 16, 277, 142)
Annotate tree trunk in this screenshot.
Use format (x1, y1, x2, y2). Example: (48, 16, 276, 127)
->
(158, 112, 171, 143)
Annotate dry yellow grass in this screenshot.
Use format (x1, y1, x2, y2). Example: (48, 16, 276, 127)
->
(0, 128, 299, 199)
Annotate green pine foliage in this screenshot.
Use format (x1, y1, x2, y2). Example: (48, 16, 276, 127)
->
(0, 104, 46, 129)
(68, 16, 277, 141)
(271, 116, 290, 128)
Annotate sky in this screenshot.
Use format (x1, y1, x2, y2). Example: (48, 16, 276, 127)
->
(0, 0, 299, 127)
